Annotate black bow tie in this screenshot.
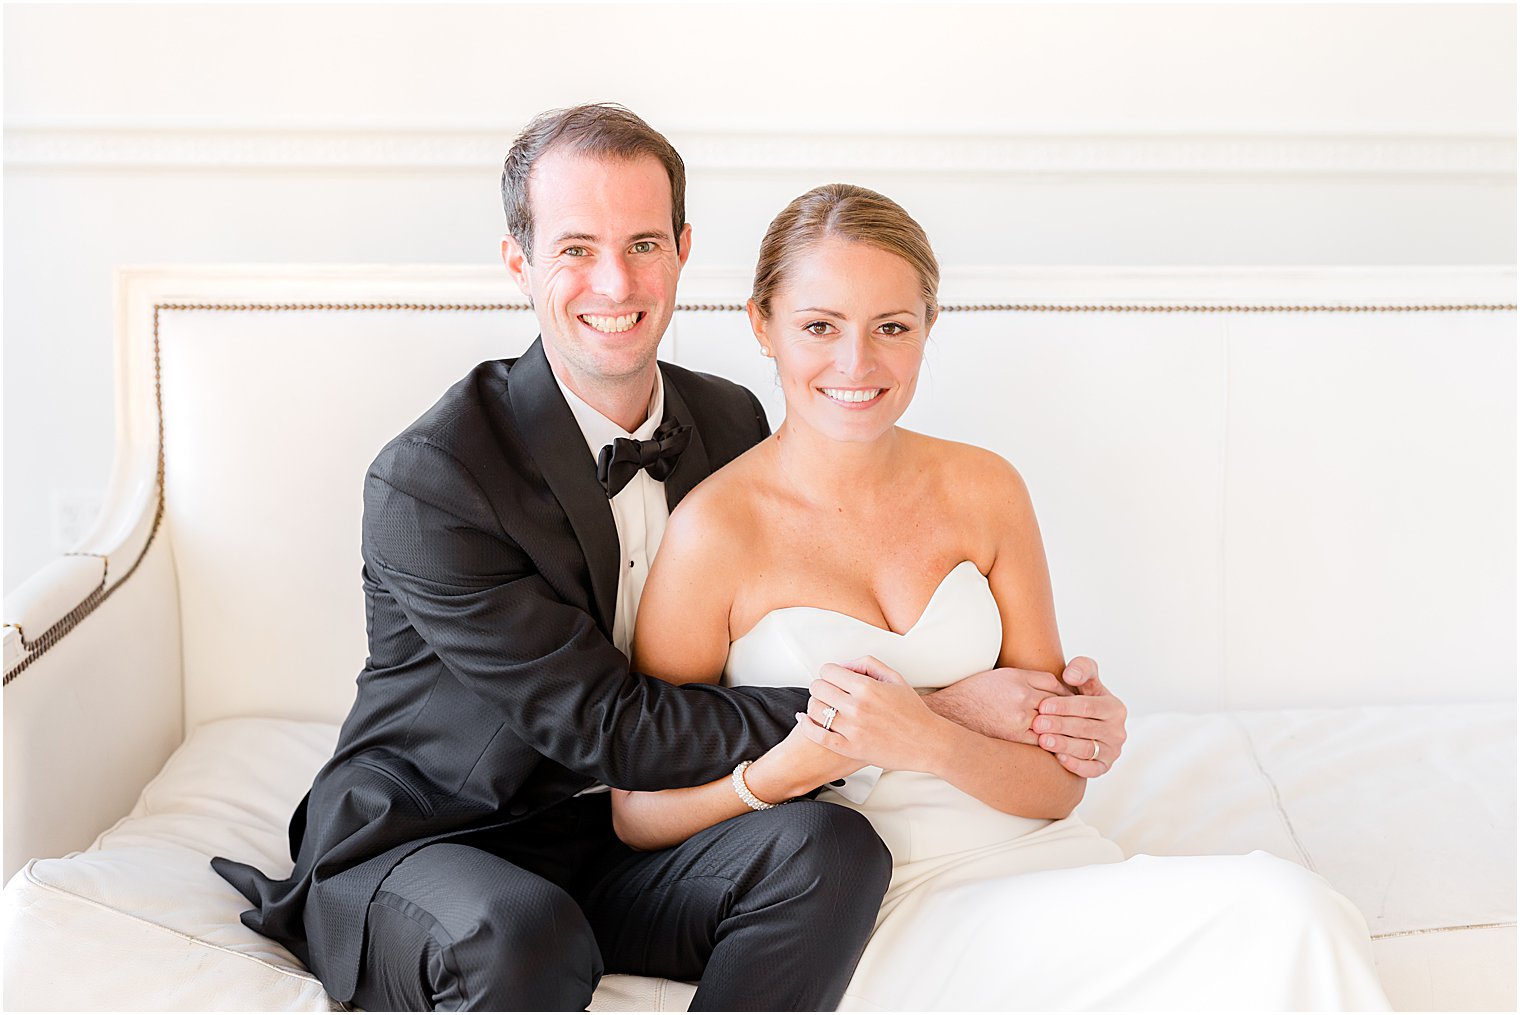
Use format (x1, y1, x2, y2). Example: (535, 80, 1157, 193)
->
(596, 419, 692, 498)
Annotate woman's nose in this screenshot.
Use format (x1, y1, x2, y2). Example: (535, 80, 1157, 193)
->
(836, 332, 875, 379)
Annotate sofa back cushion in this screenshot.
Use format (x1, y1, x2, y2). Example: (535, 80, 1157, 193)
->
(136, 268, 1514, 726)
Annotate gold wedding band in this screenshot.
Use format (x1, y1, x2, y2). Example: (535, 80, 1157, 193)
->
(1090, 739, 1101, 761)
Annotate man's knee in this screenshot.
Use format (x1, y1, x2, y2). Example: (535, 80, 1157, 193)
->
(753, 801, 892, 897)
(360, 844, 601, 1010)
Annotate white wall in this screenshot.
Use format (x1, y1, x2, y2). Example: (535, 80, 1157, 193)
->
(4, 2, 1515, 594)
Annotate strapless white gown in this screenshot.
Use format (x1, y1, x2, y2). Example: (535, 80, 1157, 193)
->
(725, 562, 1390, 1011)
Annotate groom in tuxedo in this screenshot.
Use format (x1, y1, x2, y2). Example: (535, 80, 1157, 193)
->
(214, 103, 1129, 1011)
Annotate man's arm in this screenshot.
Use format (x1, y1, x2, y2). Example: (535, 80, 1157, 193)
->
(923, 657, 1128, 777)
(364, 436, 805, 792)
(922, 666, 1067, 746)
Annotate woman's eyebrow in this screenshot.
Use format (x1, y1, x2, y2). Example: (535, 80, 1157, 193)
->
(791, 307, 917, 319)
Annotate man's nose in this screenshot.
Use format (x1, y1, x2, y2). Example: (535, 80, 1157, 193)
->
(589, 254, 636, 302)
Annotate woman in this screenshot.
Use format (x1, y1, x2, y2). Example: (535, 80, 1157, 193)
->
(614, 184, 1390, 1010)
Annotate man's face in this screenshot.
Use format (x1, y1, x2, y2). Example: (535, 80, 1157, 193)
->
(502, 150, 691, 401)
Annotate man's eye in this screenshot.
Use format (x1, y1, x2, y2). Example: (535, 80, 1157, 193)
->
(804, 321, 833, 336)
(562, 246, 588, 257)
(630, 241, 656, 254)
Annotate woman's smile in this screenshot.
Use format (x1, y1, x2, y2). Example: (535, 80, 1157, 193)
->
(818, 386, 887, 407)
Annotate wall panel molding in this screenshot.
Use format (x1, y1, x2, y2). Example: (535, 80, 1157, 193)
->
(5, 126, 1514, 177)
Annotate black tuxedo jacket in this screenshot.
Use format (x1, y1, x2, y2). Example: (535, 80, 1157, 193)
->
(213, 338, 807, 1002)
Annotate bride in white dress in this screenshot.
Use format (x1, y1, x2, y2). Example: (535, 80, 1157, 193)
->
(614, 184, 1390, 1010)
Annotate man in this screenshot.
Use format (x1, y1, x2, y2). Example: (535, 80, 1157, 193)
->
(214, 103, 1127, 1011)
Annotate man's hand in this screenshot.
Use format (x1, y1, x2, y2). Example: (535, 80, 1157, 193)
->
(1034, 656, 1127, 778)
(922, 666, 1072, 745)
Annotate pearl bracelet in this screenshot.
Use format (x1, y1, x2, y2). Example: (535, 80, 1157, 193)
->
(731, 760, 782, 811)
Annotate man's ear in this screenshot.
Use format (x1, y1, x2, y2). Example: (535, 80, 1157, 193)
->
(501, 235, 532, 298)
(676, 222, 693, 269)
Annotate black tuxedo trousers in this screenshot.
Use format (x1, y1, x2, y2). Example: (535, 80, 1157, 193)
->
(355, 793, 889, 1010)
(212, 340, 891, 1009)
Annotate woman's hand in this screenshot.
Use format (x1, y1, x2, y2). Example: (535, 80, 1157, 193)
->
(797, 656, 961, 773)
(743, 715, 864, 803)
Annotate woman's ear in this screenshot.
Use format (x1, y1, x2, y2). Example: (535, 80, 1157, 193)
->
(747, 300, 773, 357)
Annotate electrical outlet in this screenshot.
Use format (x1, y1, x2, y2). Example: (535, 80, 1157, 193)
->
(51, 489, 103, 552)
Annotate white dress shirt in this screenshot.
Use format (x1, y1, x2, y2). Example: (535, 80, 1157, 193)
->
(552, 369, 671, 658)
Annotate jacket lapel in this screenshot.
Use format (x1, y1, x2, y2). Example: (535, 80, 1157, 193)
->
(659, 366, 711, 511)
(507, 339, 621, 635)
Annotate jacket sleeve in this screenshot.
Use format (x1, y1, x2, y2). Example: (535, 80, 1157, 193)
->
(362, 435, 806, 792)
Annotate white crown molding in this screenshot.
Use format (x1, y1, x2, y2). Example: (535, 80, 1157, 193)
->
(6, 127, 1514, 177)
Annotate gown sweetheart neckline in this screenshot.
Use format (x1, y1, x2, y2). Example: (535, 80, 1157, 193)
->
(731, 559, 988, 646)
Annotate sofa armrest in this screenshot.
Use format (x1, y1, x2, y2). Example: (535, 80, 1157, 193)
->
(3, 511, 184, 879)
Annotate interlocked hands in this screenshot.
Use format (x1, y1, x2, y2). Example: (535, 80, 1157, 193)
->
(797, 655, 1128, 778)
(1037, 657, 1127, 777)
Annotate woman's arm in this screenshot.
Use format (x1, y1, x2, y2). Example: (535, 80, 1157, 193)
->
(614, 484, 860, 850)
(629, 482, 743, 684)
(936, 455, 1085, 816)
(612, 721, 862, 850)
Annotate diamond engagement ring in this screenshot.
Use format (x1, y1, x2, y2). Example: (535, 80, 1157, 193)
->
(1090, 739, 1101, 762)
(821, 705, 839, 732)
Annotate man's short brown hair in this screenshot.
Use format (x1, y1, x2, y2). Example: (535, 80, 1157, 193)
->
(501, 103, 686, 260)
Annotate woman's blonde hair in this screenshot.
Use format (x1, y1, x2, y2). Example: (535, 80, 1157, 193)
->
(750, 184, 940, 325)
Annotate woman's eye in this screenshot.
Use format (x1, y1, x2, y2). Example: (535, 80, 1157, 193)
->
(804, 321, 832, 336)
(630, 241, 655, 254)
(879, 322, 909, 336)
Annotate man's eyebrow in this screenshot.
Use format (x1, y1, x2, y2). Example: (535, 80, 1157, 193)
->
(546, 230, 673, 247)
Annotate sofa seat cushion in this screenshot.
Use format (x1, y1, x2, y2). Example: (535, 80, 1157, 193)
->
(1, 718, 696, 1012)
(1080, 704, 1516, 1011)
(4, 706, 1514, 1011)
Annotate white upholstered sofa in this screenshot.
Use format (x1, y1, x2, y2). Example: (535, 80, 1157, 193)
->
(4, 265, 1515, 1011)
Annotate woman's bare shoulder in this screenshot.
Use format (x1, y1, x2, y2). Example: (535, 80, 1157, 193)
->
(905, 431, 1029, 501)
(662, 439, 772, 558)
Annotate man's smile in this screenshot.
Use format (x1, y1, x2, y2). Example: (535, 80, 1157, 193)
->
(579, 311, 646, 334)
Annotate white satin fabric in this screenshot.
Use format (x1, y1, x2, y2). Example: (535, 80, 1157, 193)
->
(724, 561, 1391, 1011)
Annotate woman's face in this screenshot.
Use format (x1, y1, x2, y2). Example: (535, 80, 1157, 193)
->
(751, 237, 932, 445)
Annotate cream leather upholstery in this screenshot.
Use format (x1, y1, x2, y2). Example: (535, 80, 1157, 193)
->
(4, 265, 1514, 1010)
(4, 709, 1512, 1010)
